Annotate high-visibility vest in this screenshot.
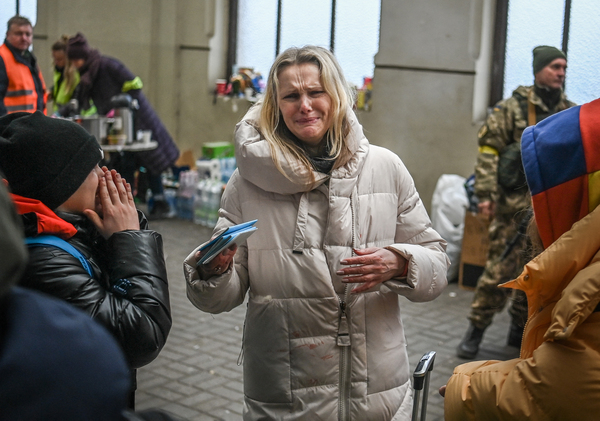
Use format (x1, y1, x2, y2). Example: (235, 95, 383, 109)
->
(0, 43, 47, 114)
(52, 68, 80, 114)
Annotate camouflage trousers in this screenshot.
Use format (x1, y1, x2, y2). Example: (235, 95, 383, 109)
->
(468, 210, 530, 330)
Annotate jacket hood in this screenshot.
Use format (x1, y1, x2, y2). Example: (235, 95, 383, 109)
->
(11, 193, 77, 239)
(521, 97, 600, 249)
(234, 104, 369, 195)
(503, 205, 600, 354)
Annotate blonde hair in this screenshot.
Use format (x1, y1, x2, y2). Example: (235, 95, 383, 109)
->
(526, 211, 544, 256)
(258, 45, 356, 183)
(52, 35, 77, 94)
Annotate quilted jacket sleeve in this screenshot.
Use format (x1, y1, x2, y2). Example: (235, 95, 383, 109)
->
(184, 175, 250, 314)
(384, 157, 449, 302)
(444, 335, 600, 421)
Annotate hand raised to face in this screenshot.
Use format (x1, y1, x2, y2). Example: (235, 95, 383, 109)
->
(83, 167, 140, 239)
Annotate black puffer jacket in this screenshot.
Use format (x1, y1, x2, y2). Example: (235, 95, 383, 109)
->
(19, 207, 171, 369)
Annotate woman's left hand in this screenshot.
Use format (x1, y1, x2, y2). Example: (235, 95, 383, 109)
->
(337, 247, 407, 293)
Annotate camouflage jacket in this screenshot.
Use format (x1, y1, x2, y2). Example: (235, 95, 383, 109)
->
(474, 85, 574, 215)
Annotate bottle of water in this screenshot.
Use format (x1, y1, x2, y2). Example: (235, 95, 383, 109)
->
(197, 178, 210, 226)
(175, 172, 187, 220)
(176, 171, 197, 220)
(145, 188, 153, 212)
(207, 180, 224, 227)
(193, 178, 207, 225)
(219, 157, 237, 184)
(164, 187, 177, 216)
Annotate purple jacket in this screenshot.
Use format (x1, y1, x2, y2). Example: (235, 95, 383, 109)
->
(77, 55, 179, 174)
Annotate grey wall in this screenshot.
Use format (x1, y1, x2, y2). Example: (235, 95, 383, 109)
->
(35, 0, 250, 160)
(33, 0, 496, 209)
(360, 0, 495, 209)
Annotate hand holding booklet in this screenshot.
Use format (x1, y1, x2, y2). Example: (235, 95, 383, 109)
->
(196, 219, 257, 266)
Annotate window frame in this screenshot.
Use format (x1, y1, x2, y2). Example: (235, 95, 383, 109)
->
(489, 0, 572, 106)
(226, 0, 339, 82)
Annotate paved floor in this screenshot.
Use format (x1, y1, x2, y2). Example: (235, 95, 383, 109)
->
(135, 217, 520, 421)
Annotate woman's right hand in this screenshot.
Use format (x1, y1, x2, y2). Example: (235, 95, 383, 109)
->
(195, 244, 238, 279)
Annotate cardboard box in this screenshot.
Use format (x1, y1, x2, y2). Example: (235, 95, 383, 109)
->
(174, 149, 196, 170)
(458, 212, 491, 290)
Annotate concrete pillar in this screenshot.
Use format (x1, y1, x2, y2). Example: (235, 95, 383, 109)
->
(360, 0, 490, 210)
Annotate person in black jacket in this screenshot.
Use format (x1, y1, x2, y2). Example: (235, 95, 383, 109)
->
(0, 171, 133, 420)
(0, 111, 172, 407)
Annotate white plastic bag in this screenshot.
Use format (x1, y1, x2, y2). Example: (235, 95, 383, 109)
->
(430, 174, 469, 281)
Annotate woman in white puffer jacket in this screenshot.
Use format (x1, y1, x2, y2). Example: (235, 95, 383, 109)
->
(184, 45, 449, 420)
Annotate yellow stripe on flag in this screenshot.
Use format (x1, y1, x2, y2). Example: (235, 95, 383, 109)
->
(588, 171, 600, 213)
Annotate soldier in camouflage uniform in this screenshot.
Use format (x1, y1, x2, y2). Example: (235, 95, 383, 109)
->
(457, 46, 575, 359)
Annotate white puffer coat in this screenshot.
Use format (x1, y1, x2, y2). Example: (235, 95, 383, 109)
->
(184, 106, 449, 420)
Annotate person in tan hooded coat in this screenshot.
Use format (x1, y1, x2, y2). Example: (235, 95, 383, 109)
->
(184, 46, 449, 420)
(443, 97, 600, 420)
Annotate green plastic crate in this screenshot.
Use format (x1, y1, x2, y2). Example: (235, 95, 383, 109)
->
(202, 142, 234, 159)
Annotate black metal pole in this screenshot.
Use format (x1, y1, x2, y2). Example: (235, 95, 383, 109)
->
(16, 0, 20, 14)
(226, 0, 239, 81)
(489, 0, 509, 107)
(330, 0, 337, 52)
(275, 0, 282, 57)
(562, 0, 572, 54)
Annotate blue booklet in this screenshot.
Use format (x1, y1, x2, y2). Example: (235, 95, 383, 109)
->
(196, 219, 257, 266)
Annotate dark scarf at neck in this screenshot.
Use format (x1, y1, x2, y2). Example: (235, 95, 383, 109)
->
(308, 149, 336, 175)
(534, 84, 562, 110)
(284, 126, 336, 174)
(4, 39, 34, 66)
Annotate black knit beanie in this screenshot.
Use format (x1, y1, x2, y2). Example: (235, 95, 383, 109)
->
(67, 32, 91, 60)
(532, 45, 567, 75)
(0, 111, 102, 210)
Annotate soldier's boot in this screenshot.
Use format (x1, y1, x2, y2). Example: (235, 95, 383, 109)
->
(457, 323, 486, 359)
(507, 320, 524, 348)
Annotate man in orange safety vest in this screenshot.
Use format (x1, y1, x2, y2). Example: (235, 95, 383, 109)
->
(0, 15, 46, 116)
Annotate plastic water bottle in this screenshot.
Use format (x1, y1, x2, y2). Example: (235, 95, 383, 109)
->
(145, 188, 153, 212)
(198, 178, 211, 226)
(176, 171, 197, 220)
(219, 157, 237, 184)
(207, 180, 224, 227)
(193, 179, 207, 225)
(175, 172, 187, 220)
(164, 187, 177, 216)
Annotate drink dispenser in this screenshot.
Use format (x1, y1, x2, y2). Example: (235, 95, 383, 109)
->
(109, 94, 138, 144)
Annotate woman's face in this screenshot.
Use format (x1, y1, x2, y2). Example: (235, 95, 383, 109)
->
(71, 58, 85, 70)
(56, 165, 103, 214)
(277, 63, 333, 147)
(52, 50, 66, 68)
